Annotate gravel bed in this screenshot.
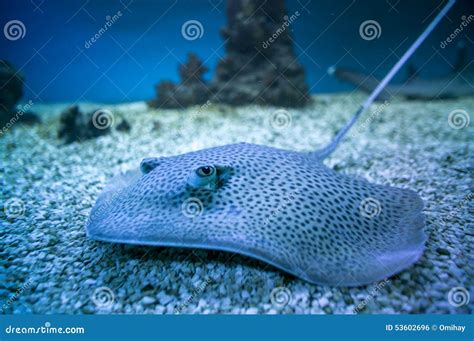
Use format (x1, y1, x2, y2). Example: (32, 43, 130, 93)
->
(1, 94, 472, 314)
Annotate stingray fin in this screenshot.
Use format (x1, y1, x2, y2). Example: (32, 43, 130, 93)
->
(358, 187, 426, 285)
(85, 168, 141, 237)
(301, 183, 426, 286)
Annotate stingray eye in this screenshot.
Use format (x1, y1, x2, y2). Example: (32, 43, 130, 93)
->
(187, 165, 231, 190)
(196, 166, 215, 177)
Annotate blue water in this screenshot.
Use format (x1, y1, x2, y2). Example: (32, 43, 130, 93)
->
(1, 0, 473, 103)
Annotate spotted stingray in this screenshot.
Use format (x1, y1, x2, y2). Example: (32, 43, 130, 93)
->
(86, 1, 455, 286)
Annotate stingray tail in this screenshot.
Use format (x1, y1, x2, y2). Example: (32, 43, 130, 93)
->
(315, 0, 456, 160)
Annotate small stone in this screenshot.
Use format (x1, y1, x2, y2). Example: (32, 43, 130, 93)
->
(245, 307, 259, 314)
(157, 292, 173, 306)
(81, 306, 94, 314)
(436, 248, 450, 256)
(116, 119, 131, 132)
(141, 284, 154, 292)
(318, 297, 329, 307)
(141, 296, 156, 305)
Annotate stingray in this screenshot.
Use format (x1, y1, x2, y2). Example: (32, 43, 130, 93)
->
(86, 1, 455, 286)
(328, 42, 474, 101)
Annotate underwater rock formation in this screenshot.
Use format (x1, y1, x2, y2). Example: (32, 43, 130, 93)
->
(149, 0, 309, 108)
(148, 53, 211, 108)
(0, 60, 40, 127)
(116, 118, 131, 132)
(58, 105, 112, 143)
(209, 0, 309, 106)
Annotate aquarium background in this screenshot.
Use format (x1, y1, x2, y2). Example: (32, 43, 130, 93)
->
(1, 0, 473, 103)
(1, 0, 473, 315)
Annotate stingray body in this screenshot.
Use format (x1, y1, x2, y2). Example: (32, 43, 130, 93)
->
(86, 1, 456, 286)
(86, 143, 425, 286)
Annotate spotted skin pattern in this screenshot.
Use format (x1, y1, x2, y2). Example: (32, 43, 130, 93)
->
(86, 142, 425, 286)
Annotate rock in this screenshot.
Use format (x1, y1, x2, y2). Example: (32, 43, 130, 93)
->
(152, 120, 162, 131)
(141, 283, 154, 292)
(0, 60, 40, 128)
(436, 247, 450, 256)
(148, 0, 309, 108)
(318, 297, 329, 307)
(57, 105, 112, 143)
(116, 119, 131, 132)
(81, 306, 95, 314)
(241, 290, 250, 299)
(148, 53, 211, 108)
(157, 292, 173, 306)
(209, 0, 309, 106)
(245, 307, 259, 314)
(154, 306, 165, 314)
(0, 60, 23, 121)
(141, 296, 156, 305)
